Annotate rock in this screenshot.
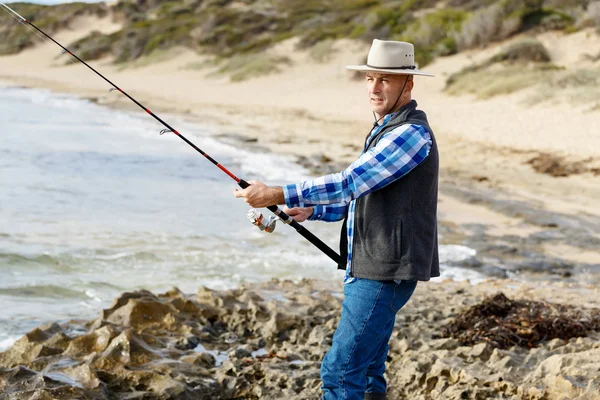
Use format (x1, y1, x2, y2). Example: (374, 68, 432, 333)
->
(431, 338, 460, 350)
(92, 329, 161, 369)
(173, 335, 201, 350)
(64, 325, 115, 357)
(546, 337, 565, 351)
(104, 298, 180, 330)
(261, 311, 300, 340)
(390, 338, 411, 353)
(228, 345, 253, 359)
(180, 352, 215, 368)
(306, 325, 330, 346)
(296, 153, 347, 175)
(470, 343, 493, 361)
(58, 364, 100, 389)
(0, 323, 69, 367)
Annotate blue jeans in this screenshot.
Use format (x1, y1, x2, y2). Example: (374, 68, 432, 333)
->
(321, 278, 417, 400)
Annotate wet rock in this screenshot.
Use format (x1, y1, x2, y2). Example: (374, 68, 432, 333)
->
(526, 154, 587, 177)
(54, 364, 100, 389)
(0, 323, 70, 367)
(296, 153, 347, 175)
(173, 335, 200, 350)
(63, 325, 115, 357)
(307, 325, 331, 346)
(180, 352, 216, 368)
(431, 338, 460, 350)
(470, 342, 493, 361)
(104, 298, 180, 330)
(479, 264, 509, 278)
(213, 132, 260, 146)
(89, 329, 163, 371)
(261, 311, 301, 341)
(228, 344, 253, 359)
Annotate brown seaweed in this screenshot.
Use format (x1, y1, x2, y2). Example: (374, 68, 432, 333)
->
(442, 292, 600, 349)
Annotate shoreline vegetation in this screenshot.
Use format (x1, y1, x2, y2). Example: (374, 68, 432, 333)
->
(1, 0, 600, 398)
(2, 0, 600, 71)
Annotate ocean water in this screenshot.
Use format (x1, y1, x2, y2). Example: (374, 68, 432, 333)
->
(0, 86, 481, 351)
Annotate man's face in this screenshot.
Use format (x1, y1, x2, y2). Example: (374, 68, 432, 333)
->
(366, 73, 410, 117)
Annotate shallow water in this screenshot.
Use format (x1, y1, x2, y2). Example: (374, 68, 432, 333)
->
(0, 86, 481, 351)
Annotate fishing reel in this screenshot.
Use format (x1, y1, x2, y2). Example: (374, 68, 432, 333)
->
(247, 209, 278, 233)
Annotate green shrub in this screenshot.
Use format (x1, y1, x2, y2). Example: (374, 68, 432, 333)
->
(445, 37, 567, 99)
(400, 8, 468, 65)
(0, 2, 107, 54)
(490, 37, 552, 63)
(575, 1, 600, 29)
(330, 0, 380, 12)
(445, 64, 557, 98)
(454, 4, 507, 49)
(309, 39, 337, 63)
(520, 8, 575, 31)
(298, 23, 355, 48)
(349, 25, 367, 38)
(68, 31, 116, 61)
(551, 68, 600, 88)
(372, 6, 407, 37)
(156, 1, 182, 15)
(454, 0, 577, 51)
(211, 53, 292, 82)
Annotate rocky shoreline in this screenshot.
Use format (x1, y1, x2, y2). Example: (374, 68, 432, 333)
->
(1, 278, 599, 399)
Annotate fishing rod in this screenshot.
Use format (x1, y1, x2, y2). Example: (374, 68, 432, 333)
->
(1, 2, 341, 265)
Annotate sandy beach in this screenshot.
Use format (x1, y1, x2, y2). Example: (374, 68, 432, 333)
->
(1, 10, 600, 399)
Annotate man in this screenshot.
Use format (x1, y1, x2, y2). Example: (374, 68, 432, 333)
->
(233, 39, 439, 400)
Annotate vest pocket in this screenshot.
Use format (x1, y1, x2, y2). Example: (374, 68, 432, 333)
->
(364, 216, 403, 262)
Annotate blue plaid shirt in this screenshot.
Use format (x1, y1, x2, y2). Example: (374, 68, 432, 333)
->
(283, 113, 432, 283)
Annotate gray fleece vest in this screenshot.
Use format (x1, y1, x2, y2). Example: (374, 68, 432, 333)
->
(339, 100, 440, 281)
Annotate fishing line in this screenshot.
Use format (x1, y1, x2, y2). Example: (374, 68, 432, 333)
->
(0, 2, 341, 265)
(1, 3, 78, 67)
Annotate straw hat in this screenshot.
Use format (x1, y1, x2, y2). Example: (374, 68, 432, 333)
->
(346, 39, 434, 77)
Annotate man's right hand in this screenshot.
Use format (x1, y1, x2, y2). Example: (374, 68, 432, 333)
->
(282, 206, 314, 222)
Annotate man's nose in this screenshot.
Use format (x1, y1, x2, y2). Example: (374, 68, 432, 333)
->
(370, 81, 382, 93)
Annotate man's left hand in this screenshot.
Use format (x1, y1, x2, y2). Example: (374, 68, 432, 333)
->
(233, 180, 285, 208)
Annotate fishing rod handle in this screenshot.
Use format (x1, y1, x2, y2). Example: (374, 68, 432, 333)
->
(238, 179, 342, 265)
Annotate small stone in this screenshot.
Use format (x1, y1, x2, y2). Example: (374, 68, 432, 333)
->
(470, 343, 493, 361)
(431, 338, 460, 350)
(228, 345, 253, 359)
(546, 338, 565, 350)
(181, 352, 215, 368)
